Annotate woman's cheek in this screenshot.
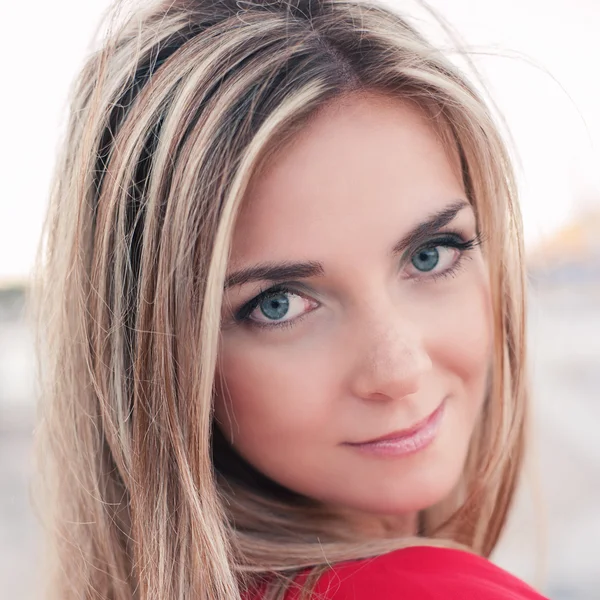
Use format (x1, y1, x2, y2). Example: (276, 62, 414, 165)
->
(215, 332, 338, 444)
(423, 266, 493, 404)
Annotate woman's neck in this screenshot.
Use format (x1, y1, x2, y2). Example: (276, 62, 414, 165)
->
(331, 506, 419, 540)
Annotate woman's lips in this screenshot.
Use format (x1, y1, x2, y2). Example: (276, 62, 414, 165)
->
(343, 399, 446, 458)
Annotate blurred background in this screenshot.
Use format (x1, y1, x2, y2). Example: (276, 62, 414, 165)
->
(1, 0, 599, 598)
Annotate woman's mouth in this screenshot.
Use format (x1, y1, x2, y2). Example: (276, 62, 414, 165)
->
(343, 399, 446, 458)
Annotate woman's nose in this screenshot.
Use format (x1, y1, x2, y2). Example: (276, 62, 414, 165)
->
(347, 312, 432, 402)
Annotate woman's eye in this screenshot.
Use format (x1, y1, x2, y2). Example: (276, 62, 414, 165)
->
(408, 245, 459, 275)
(234, 235, 481, 330)
(405, 233, 482, 280)
(247, 290, 315, 325)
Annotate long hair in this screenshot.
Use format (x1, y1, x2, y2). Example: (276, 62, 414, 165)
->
(31, 0, 528, 598)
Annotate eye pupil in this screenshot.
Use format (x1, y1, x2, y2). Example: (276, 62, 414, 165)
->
(260, 294, 289, 320)
(412, 247, 439, 272)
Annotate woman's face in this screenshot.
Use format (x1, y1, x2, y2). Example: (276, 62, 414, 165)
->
(215, 91, 493, 530)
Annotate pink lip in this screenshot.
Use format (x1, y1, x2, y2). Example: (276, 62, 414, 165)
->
(344, 400, 446, 458)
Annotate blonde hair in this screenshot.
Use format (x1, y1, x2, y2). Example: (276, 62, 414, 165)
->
(32, 0, 528, 598)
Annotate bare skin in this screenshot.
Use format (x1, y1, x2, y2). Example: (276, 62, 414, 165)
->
(215, 91, 493, 539)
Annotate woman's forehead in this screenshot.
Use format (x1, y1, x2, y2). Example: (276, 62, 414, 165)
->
(230, 93, 468, 265)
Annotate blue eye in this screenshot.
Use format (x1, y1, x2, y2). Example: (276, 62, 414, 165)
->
(411, 247, 440, 272)
(236, 286, 318, 330)
(405, 232, 484, 280)
(258, 293, 289, 320)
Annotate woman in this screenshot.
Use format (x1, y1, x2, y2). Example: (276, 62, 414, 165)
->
(32, 0, 545, 598)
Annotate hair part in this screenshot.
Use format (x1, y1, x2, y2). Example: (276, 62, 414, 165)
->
(31, 1, 528, 599)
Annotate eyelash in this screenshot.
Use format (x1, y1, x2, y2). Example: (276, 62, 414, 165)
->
(234, 231, 484, 331)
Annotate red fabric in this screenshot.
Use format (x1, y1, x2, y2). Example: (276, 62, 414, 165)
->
(244, 546, 549, 600)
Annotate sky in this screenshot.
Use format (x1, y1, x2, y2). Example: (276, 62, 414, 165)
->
(0, 0, 598, 282)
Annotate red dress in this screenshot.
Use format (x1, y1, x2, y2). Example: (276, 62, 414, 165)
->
(244, 546, 549, 599)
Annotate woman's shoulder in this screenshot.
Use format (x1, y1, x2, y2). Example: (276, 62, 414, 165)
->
(246, 546, 550, 600)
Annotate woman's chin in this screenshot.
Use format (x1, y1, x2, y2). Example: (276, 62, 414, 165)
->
(319, 446, 467, 519)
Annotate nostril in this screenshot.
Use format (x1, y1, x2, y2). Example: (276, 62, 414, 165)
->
(349, 339, 431, 402)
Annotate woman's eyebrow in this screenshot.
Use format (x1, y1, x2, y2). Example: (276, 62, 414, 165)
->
(224, 261, 325, 289)
(224, 199, 470, 289)
(391, 199, 470, 256)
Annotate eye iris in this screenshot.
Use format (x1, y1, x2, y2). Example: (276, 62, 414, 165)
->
(259, 294, 289, 320)
(412, 247, 439, 272)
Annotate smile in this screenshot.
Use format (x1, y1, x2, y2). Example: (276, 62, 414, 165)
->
(343, 399, 446, 458)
